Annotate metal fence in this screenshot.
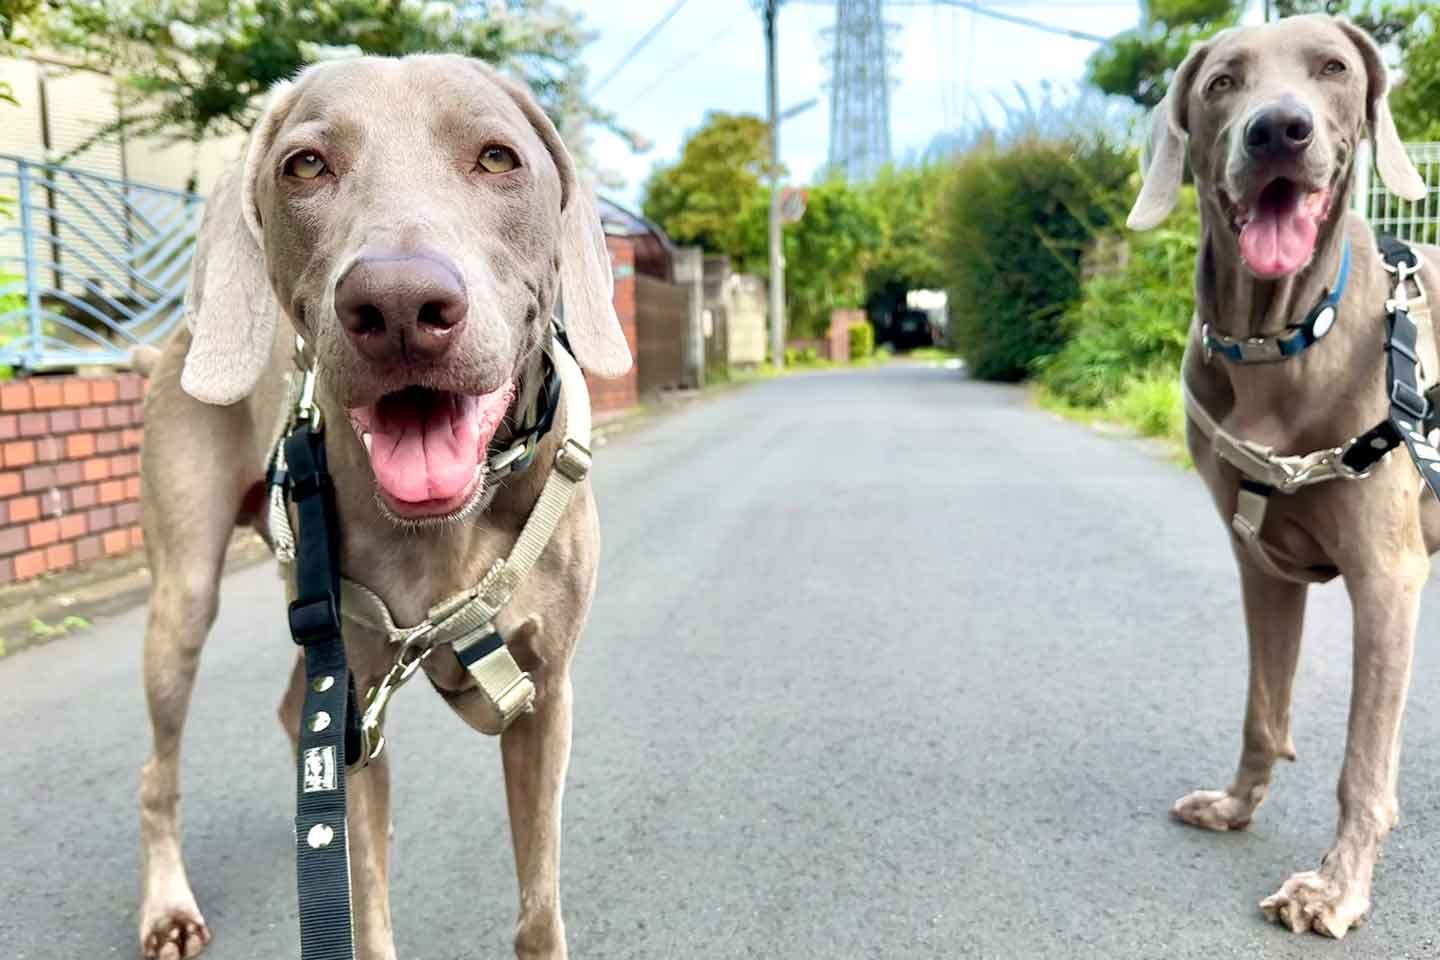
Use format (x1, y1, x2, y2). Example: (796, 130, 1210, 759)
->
(0, 154, 204, 370)
(1353, 141, 1440, 246)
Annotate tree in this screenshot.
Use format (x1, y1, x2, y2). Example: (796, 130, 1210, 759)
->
(781, 179, 883, 339)
(641, 112, 775, 266)
(1391, 16, 1440, 140)
(40, 0, 594, 144)
(1087, 0, 1241, 109)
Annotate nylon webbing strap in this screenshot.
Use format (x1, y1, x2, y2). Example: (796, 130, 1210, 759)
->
(1340, 238, 1440, 501)
(285, 424, 357, 960)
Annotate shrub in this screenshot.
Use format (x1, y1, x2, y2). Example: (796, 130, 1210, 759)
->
(1036, 189, 1198, 408)
(848, 321, 875, 361)
(941, 133, 1132, 381)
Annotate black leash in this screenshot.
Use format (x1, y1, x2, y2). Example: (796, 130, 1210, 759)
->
(283, 421, 362, 960)
(1338, 235, 1440, 499)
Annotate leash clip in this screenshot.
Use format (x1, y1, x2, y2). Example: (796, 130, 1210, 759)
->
(357, 630, 436, 766)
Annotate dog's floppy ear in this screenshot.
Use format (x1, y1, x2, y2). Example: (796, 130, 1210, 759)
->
(492, 70, 632, 378)
(1335, 17, 1426, 202)
(179, 81, 297, 405)
(1127, 41, 1212, 231)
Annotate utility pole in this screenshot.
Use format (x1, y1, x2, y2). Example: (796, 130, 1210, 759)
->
(762, 0, 786, 369)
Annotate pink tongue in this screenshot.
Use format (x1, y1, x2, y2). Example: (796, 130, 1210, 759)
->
(366, 382, 514, 504)
(1239, 203, 1318, 278)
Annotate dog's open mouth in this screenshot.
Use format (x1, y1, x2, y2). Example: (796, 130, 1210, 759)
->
(347, 381, 514, 519)
(1226, 177, 1332, 279)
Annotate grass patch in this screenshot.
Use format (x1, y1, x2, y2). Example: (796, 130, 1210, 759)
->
(1037, 373, 1191, 466)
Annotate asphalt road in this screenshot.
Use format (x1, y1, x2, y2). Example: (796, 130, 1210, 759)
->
(5, 363, 1440, 960)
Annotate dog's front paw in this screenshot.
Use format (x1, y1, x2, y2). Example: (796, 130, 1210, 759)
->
(1260, 869, 1369, 939)
(1171, 787, 1261, 831)
(140, 890, 210, 959)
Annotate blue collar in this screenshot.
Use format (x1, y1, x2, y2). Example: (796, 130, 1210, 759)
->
(1204, 236, 1352, 364)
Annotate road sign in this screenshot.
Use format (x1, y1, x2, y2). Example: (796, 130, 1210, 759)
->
(780, 187, 807, 224)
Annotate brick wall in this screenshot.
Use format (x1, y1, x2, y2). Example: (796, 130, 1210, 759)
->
(588, 235, 640, 414)
(0, 374, 146, 583)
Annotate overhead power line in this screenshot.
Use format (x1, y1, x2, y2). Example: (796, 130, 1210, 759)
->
(591, 0, 696, 96)
(623, 13, 748, 106)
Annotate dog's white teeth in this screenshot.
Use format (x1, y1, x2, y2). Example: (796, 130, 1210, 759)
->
(362, 432, 373, 454)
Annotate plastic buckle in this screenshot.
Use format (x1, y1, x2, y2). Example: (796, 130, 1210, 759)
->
(554, 439, 592, 482)
(289, 594, 340, 645)
(1392, 380, 1428, 422)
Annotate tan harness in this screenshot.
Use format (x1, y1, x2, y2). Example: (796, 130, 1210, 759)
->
(1185, 248, 1432, 583)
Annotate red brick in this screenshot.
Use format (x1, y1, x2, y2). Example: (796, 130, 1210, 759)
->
(22, 465, 55, 493)
(0, 415, 15, 440)
(28, 519, 59, 547)
(8, 496, 38, 523)
(0, 556, 13, 583)
(91, 379, 119, 404)
(75, 535, 101, 563)
(124, 476, 141, 500)
(17, 411, 47, 437)
(81, 458, 110, 482)
(79, 407, 105, 430)
(118, 375, 143, 401)
(131, 401, 145, 422)
(30, 379, 63, 410)
(65, 433, 96, 458)
(14, 549, 47, 579)
(102, 529, 130, 556)
(3, 440, 35, 468)
(87, 506, 115, 532)
(128, 526, 143, 549)
(0, 383, 31, 411)
(33, 436, 62, 463)
(105, 455, 130, 478)
(45, 542, 75, 571)
(69, 484, 97, 509)
(104, 404, 131, 428)
(122, 428, 145, 449)
(59, 513, 86, 539)
(95, 430, 121, 454)
(62, 379, 91, 407)
(98, 480, 125, 504)
(47, 408, 78, 433)
(0, 472, 18, 498)
(54, 462, 81, 486)
(0, 524, 25, 554)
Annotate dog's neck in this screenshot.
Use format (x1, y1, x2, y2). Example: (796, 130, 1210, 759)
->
(1197, 184, 1351, 342)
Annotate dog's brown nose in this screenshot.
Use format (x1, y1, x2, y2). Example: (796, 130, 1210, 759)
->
(336, 254, 467, 365)
(1244, 104, 1314, 160)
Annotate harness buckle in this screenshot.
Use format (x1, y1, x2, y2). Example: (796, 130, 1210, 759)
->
(554, 438, 592, 482)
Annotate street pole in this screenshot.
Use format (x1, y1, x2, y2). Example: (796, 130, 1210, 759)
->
(764, 0, 786, 369)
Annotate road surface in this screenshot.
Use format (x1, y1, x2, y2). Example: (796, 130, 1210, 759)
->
(4, 363, 1440, 959)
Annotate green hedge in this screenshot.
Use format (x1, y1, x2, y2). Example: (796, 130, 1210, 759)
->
(848, 321, 875, 361)
(941, 134, 1133, 381)
(1036, 189, 1198, 409)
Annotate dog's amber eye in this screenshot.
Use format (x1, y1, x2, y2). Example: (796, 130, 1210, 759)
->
(1207, 74, 1235, 94)
(285, 152, 328, 180)
(1322, 59, 1346, 76)
(477, 145, 519, 174)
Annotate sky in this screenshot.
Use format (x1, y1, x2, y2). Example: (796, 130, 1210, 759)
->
(568, 0, 1158, 211)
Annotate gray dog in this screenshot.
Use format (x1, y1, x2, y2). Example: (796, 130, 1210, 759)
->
(1129, 15, 1436, 939)
(135, 56, 631, 960)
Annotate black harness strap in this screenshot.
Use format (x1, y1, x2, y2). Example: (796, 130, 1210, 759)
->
(285, 422, 360, 960)
(1338, 236, 1440, 501)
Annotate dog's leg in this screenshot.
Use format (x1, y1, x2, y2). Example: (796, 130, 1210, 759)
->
(1174, 560, 1307, 830)
(348, 751, 398, 960)
(501, 672, 573, 960)
(138, 496, 236, 960)
(1260, 556, 1425, 939)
